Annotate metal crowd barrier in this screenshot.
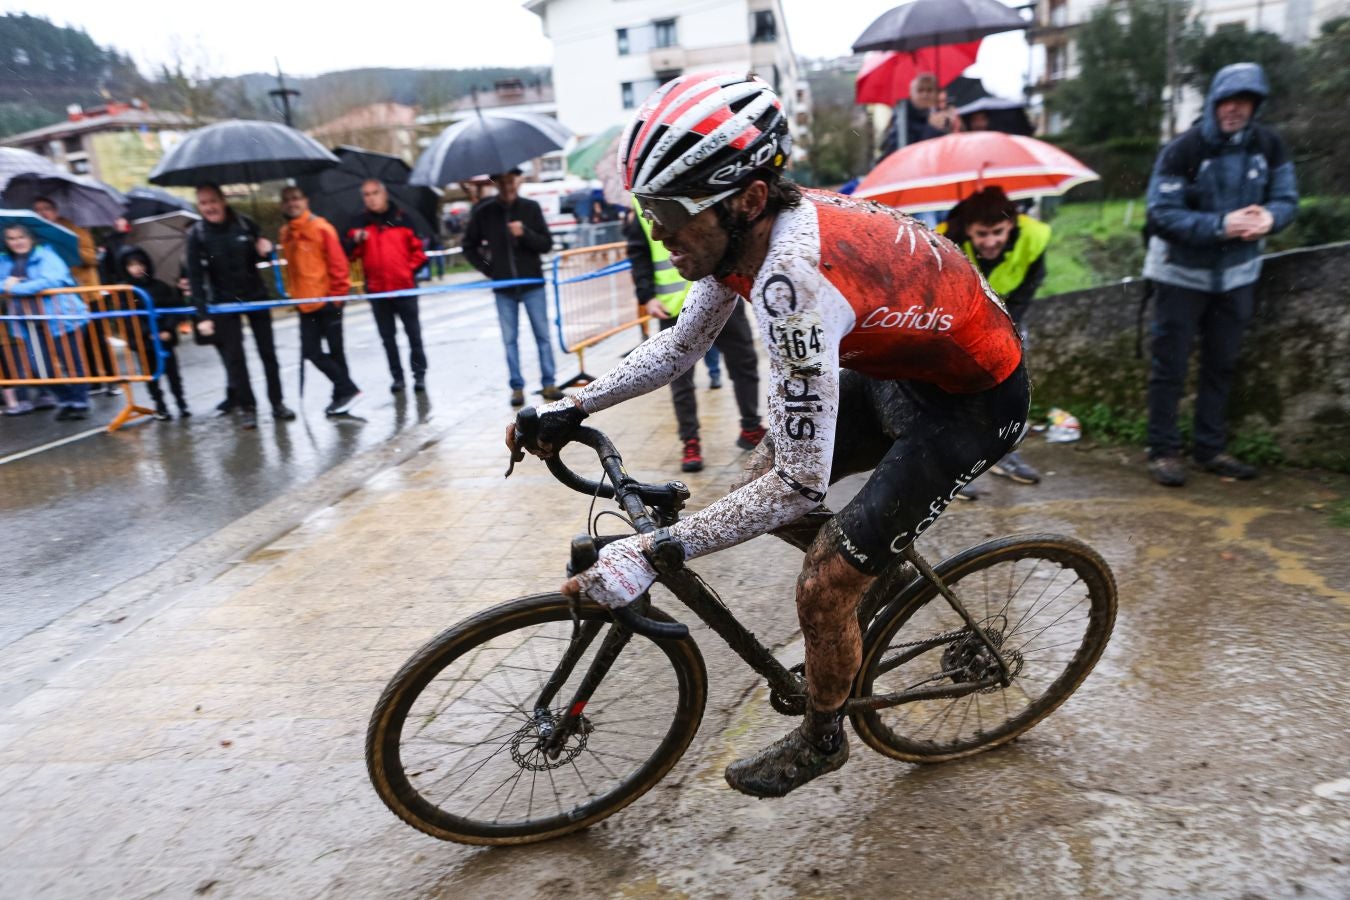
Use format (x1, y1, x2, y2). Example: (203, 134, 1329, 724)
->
(0, 284, 163, 431)
(550, 242, 648, 388)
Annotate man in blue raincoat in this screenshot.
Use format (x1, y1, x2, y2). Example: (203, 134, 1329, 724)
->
(1143, 62, 1298, 487)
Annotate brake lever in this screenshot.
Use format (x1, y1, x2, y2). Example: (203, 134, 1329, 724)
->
(505, 428, 526, 478)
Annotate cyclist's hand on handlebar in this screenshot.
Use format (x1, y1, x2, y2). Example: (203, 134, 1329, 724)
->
(560, 536, 656, 609)
(510, 398, 588, 459)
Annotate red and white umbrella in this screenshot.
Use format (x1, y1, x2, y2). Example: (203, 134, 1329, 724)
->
(854, 131, 1099, 213)
(854, 42, 982, 105)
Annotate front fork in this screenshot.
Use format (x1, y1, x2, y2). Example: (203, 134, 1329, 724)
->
(532, 594, 644, 758)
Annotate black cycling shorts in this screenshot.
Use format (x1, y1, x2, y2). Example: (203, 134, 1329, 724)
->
(829, 363, 1031, 575)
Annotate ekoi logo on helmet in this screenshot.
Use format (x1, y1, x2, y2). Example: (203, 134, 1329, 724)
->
(707, 136, 784, 186)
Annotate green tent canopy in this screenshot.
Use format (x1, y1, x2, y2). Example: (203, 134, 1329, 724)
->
(567, 125, 624, 179)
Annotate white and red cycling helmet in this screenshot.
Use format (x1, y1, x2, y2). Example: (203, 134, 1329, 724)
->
(620, 72, 790, 229)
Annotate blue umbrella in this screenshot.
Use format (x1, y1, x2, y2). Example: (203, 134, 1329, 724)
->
(0, 209, 80, 267)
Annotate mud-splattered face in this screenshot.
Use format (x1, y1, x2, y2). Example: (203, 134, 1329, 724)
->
(652, 205, 730, 282)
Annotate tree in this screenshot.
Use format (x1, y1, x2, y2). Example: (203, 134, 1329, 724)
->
(1187, 26, 1299, 125)
(1286, 17, 1350, 194)
(1050, 0, 1199, 143)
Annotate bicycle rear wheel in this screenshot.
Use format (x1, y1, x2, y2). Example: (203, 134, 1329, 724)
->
(851, 534, 1116, 763)
(367, 593, 707, 845)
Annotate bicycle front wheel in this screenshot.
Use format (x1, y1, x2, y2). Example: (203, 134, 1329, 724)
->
(851, 534, 1116, 763)
(367, 593, 707, 845)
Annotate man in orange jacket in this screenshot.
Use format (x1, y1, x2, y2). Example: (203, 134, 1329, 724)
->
(279, 186, 360, 416)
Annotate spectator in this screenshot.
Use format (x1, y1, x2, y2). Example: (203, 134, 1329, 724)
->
(119, 246, 190, 420)
(880, 73, 958, 158)
(279, 186, 361, 417)
(97, 216, 133, 284)
(32, 197, 98, 286)
(626, 198, 765, 472)
(1142, 62, 1297, 487)
(941, 186, 1051, 486)
(463, 167, 561, 407)
(0, 223, 90, 420)
(345, 179, 428, 394)
(187, 183, 294, 431)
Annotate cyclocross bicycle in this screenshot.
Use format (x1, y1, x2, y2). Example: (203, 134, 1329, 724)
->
(366, 410, 1118, 845)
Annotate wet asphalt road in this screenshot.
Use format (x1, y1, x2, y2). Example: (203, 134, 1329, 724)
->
(0, 279, 520, 652)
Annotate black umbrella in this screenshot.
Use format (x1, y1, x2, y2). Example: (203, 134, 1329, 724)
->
(125, 186, 195, 220)
(296, 146, 440, 237)
(955, 96, 1035, 136)
(1, 171, 126, 226)
(148, 119, 339, 187)
(0, 147, 63, 192)
(852, 0, 1027, 54)
(410, 110, 571, 187)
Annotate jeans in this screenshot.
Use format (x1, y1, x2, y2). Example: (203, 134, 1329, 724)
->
(1147, 281, 1256, 461)
(300, 305, 358, 399)
(704, 345, 721, 379)
(21, 323, 89, 408)
(494, 286, 555, 390)
(660, 298, 760, 441)
(370, 296, 426, 384)
(213, 309, 283, 411)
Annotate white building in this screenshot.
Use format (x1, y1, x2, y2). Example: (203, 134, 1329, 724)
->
(525, 0, 806, 152)
(1030, 0, 1349, 134)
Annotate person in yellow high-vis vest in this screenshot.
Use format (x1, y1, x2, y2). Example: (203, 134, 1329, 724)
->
(941, 186, 1051, 486)
(625, 198, 765, 473)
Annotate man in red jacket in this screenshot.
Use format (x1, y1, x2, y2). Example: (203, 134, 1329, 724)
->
(346, 179, 429, 393)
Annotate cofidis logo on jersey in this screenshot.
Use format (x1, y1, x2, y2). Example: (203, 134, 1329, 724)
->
(858, 305, 954, 332)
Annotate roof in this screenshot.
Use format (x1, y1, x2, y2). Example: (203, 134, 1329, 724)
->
(1, 109, 195, 147)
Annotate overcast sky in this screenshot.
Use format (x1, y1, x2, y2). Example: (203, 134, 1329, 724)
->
(4, 0, 1030, 98)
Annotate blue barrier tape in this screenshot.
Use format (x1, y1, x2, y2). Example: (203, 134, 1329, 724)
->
(557, 259, 632, 285)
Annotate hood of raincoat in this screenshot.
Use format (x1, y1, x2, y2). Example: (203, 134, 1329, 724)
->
(1201, 62, 1270, 145)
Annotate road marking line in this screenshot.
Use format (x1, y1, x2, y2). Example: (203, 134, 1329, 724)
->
(0, 419, 147, 466)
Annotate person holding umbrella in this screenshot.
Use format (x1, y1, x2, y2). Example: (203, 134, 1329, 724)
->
(941, 185, 1050, 485)
(344, 179, 428, 394)
(188, 184, 295, 430)
(32, 196, 98, 286)
(279, 185, 361, 417)
(462, 168, 561, 407)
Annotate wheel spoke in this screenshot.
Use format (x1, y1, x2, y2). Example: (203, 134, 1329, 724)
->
(857, 543, 1112, 759)
(370, 601, 701, 842)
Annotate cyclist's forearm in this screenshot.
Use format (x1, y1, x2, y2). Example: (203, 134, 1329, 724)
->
(671, 472, 821, 559)
(576, 322, 708, 414)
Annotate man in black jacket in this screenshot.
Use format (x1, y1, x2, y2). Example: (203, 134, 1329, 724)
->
(462, 168, 562, 407)
(188, 184, 294, 430)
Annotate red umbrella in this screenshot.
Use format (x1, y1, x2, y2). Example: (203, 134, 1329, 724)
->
(855, 42, 982, 105)
(854, 131, 1100, 213)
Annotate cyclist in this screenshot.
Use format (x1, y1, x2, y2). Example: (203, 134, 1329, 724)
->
(509, 72, 1029, 798)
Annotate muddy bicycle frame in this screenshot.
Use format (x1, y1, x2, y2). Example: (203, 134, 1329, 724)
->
(514, 418, 1014, 758)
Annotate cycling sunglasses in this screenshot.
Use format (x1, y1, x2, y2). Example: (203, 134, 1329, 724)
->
(634, 188, 740, 233)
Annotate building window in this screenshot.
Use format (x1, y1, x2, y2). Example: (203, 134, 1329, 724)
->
(653, 18, 677, 49)
(751, 10, 776, 43)
(623, 78, 662, 109)
(616, 28, 629, 56)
